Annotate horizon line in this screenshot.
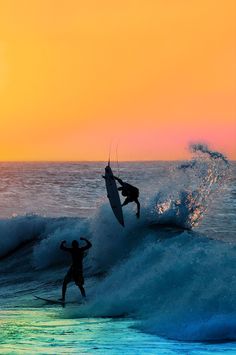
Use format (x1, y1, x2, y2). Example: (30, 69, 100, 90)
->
(0, 159, 186, 163)
(0, 159, 235, 163)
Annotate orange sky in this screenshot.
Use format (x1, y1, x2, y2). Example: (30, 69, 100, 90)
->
(0, 0, 235, 161)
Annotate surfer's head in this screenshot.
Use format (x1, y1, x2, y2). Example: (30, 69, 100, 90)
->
(71, 240, 79, 248)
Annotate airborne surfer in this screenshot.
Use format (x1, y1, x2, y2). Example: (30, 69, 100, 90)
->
(60, 237, 92, 302)
(114, 176, 140, 218)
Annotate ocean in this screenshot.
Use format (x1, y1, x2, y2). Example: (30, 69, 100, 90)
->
(0, 145, 235, 354)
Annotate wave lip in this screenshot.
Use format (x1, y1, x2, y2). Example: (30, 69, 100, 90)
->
(0, 215, 46, 259)
(0, 215, 83, 260)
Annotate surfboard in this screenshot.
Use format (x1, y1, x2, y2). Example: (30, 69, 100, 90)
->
(104, 163, 125, 227)
(34, 295, 65, 305)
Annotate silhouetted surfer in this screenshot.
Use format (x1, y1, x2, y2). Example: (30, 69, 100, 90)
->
(114, 176, 140, 218)
(60, 238, 92, 302)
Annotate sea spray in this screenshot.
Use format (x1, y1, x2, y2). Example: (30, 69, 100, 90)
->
(151, 144, 230, 228)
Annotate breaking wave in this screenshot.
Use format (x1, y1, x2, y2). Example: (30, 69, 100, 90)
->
(0, 144, 234, 342)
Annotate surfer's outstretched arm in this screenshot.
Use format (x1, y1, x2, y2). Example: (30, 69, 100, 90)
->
(80, 237, 92, 251)
(113, 176, 124, 186)
(60, 240, 71, 251)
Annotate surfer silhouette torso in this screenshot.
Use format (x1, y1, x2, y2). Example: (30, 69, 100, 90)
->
(114, 176, 140, 218)
(60, 238, 92, 301)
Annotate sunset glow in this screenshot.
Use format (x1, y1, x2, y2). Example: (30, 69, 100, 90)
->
(0, 0, 235, 160)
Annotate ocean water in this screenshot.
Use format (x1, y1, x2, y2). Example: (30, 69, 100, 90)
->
(0, 145, 235, 354)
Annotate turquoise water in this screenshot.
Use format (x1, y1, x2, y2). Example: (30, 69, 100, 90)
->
(1, 308, 235, 354)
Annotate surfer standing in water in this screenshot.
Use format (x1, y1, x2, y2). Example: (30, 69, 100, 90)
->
(114, 176, 140, 218)
(60, 238, 92, 302)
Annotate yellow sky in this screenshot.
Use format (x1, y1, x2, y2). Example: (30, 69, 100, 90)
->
(0, 0, 235, 160)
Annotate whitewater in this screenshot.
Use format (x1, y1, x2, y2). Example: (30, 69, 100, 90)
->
(0, 145, 235, 354)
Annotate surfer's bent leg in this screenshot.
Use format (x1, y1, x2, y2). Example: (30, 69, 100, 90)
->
(74, 272, 86, 298)
(78, 285, 86, 298)
(61, 268, 72, 301)
(134, 199, 140, 218)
